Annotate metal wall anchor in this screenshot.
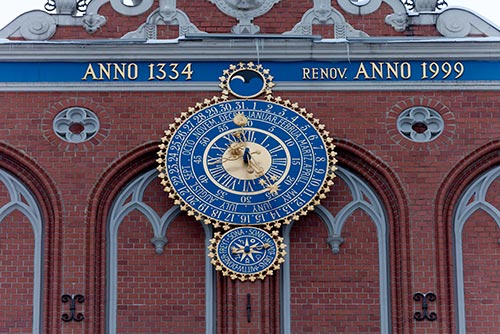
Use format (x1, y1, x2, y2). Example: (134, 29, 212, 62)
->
(413, 292, 437, 321)
(62, 294, 85, 322)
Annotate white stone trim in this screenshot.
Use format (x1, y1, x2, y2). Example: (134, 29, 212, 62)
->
(284, 1, 368, 38)
(337, 0, 383, 15)
(453, 167, 500, 333)
(106, 169, 215, 333)
(110, 0, 154, 16)
(0, 169, 43, 333)
(0, 10, 57, 40)
(436, 7, 500, 38)
(281, 166, 390, 333)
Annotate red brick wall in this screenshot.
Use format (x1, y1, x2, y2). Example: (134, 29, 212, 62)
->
(0, 82, 499, 333)
(0, 210, 34, 333)
(116, 213, 206, 333)
(290, 206, 381, 333)
(462, 207, 500, 333)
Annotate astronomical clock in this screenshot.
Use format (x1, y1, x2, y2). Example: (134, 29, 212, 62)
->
(157, 62, 337, 281)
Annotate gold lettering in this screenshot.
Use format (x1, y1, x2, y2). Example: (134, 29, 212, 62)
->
(320, 68, 329, 79)
(113, 63, 126, 80)
(181, 63, 193, 80)
(128, 63, 138, 80)
(400, 62, 411, 79)
(301, 67, 348, 80)
(337, 68, 347, 79)
(354, 62, 370, 80)
(168, 63, 179, 80)
(386, 62, 399, 79)
(371, 62, 384, 79)
(81, 64, 98, 81)
(98, 63, 111, 80)
(302, 68, 311, 79)
(127, 63, 139, 80)
(311, 67, 318, 80)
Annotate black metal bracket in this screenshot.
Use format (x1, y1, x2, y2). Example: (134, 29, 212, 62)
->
(62, 294, 85, 322)
(413, 292, 437, 321)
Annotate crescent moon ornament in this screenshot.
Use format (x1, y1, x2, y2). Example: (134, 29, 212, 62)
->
(224, 64, 268, 98)
(231, 75, 246, 82)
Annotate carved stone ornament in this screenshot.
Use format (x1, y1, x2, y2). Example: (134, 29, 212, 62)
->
(414, 0, 438, 12)
(53, 0, 78, 14)
(337, 0, 382, 15)
(209, 0, 280, 34)
(285, 0, 368, 38)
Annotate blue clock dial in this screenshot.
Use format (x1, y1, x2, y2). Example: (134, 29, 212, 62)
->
(218, 227, 277, 275)
(209, 226, 287, 281)
(159, 98, 336, 227)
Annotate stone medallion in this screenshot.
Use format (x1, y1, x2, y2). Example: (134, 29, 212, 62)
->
(209, 0, 280, 34)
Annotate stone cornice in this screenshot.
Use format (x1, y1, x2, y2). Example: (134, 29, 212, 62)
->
(0, 37, 499, 61)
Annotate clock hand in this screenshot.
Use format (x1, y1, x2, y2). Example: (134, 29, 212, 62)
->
(207, 113, 249, 167)
(242, 147, 251, 163)
(251, 243, 271, 251)
(230, 112, 280, 194)
(231, 242, 271, 254)
(235, 115, 281, 193)
(244, 151, 280, 194)
(207, 141, 246, 165)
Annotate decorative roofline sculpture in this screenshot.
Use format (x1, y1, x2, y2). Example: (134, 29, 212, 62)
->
(0, 0, 499, 41)
(209, 0, 281, 34)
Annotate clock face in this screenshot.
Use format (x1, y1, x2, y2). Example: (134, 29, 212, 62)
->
(217, 227, 278, 275)
(159, 98, 335, 227)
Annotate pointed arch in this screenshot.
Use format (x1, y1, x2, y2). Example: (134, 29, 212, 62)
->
(106, 169, 214, 333)
(453, 167, 500, 333)
(282, 166, 390, 333)
(86, 142, 215, 333)
(0, 142, 62, 334)
(436, 139, 500, 334)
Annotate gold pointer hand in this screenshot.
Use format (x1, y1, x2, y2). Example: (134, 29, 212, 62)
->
(207, 113, 249, 166)
(231, 239, 271, 264)
(207, 141, 246, 165)
(231, 242, 271, 254)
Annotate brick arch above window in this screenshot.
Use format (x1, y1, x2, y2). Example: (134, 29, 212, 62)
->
(453, 166, 500, 333)
(436, 139, 500, 332)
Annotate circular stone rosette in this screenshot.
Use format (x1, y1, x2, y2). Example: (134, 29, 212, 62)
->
(208, 226, 287, 281)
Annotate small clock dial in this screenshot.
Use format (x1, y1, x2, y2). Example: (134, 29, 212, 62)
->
(218, 227, 277, 274)
(159, 98, 336, 227)
(209, 226, 286, 281)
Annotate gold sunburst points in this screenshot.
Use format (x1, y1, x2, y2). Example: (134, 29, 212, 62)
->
(157, 96, 232, 226)
(260, 95, 339, 221)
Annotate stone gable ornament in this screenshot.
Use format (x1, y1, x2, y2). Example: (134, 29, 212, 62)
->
(209, 0, 280, 34)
